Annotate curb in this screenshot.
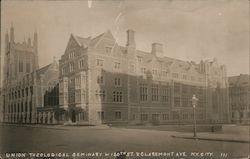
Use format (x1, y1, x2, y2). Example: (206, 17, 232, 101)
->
(171, 135, 250, 143)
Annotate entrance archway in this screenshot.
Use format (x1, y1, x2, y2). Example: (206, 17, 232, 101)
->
(71, 110, 76, 123)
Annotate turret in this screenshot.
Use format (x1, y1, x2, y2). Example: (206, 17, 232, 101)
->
(5, 32, 9, 51)
(33, 31, 39, 69)
(10, 24, 14, 43)
(33, 31, 38, 50)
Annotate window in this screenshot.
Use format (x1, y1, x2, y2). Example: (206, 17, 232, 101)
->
(140, 84, 148, 101)
(75, 90, 81, 103)
(162, 71, 168, 77)
(113, 91, 123, 102)
(151, 85, 159, 102)
(174, 97, 180, 107)
(95, 90, 106, 101)
(130, 64, 135, 72)
(69, 63, 74, 72)
(62, 67, 67, 75)
(97, 76, 104, 84)
(75, 76, 81, 88)
(114, 78, 121, 86)
(114, 62, 121, 69)
(96, 59, 104, 67)
(25, 88, 28, 96)
(19, 61, 23, 72)
(191, 76, 195, 81)
(162, 86, 170, 102)
(172, 73, 178, 78)
(152, 114, 160, 120)
(141, 68, 146, 74)
(137, 56, 142, 62)
(162, 114, 169, 120)
(115, 112, 121, 119)
(79, 59, 84, 68)
(152, 69, 158, 75)
(141, 114, 148, 121)
(30, 87, 33, 96)
(26, 63, 30, 73)
(69, 51, 75, 59)
(105, 47, 112, 54)
(98, 111, 105, 120)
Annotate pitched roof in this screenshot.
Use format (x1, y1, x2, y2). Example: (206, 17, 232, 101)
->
(36, 64, 52, 76)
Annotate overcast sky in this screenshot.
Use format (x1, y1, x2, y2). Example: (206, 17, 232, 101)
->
(1, 0, 249, 76)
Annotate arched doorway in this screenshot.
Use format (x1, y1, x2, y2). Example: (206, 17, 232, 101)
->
(71, 110, 76, 123)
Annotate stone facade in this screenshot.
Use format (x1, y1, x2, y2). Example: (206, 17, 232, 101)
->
(229, 74, 249, 124)
(2, 26, 60, 124)
(59, 29, 230, 125)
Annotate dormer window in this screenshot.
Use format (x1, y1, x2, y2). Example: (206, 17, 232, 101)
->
(105, 47, 112, 54)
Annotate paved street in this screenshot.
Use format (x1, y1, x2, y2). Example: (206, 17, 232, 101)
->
(0, 124, 249, 159)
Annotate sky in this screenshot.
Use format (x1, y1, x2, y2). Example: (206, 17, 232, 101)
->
(1, 0, 249, 77)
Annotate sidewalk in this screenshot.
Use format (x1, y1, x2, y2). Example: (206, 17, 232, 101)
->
(171, 131, 249, 143)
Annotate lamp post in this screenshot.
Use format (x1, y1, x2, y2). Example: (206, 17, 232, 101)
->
(191, 94, 198, 138)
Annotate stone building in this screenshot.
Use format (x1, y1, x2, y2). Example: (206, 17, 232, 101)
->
(59, 29, 230, 125)
(2, 26, 59, 124)
(229, 74, 249, 124)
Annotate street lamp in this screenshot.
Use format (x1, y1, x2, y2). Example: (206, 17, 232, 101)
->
(191, 94, 199, 138)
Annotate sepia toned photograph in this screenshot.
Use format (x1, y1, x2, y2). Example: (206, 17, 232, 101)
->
(0, 0, 249, 159)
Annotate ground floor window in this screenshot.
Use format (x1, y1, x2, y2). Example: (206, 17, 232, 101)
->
(140, 114, 148, 121)
(115, 111, 121, 119)
(162, 114, 169, 120)
(98, 111, 104, 120)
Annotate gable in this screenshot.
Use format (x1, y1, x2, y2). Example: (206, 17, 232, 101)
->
(64, 35, 81, 55)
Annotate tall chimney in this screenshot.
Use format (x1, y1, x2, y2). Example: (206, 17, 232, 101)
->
(126, 29, 136, 47)
(151, 43, 163, 57)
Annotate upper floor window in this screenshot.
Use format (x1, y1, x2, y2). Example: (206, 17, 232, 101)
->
(130, 64, 135, 72)
(140, 84, 148, 101)
(172, 73, 178, 78)
(151, 85, 159, 102)
(79, 59, 84, 69)
(114, 78, 121, 86)
(62, 66, 67, 75)
(69, 63, 74, 72)
(191, 76, 195, 81)
(97, 76, 104, 84)
(19, 61, 23, 72)
(137, 56, 142, 63)
(114, 62, 121, 69)
(96, 59, 104, 67)
(152, 69, 158, 75)
(26, 63, 30, 73)
(69, 51, 75, 59)
(141, 68, 146, 74)
(105, 47, 112, 54)
(113, 91, 123, 103)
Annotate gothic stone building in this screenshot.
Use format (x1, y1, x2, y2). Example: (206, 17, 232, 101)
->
(59, 29, 229, 125)
(2, 26, 59, 124)
(229, 74, 249, 124)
